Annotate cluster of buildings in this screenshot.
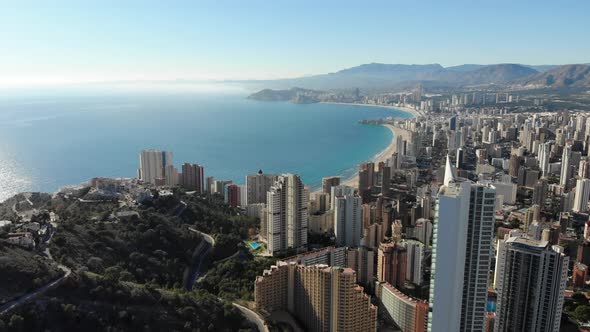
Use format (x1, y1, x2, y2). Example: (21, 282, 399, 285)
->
(252, 107, 590, 331)
(140, 106, 590, 331)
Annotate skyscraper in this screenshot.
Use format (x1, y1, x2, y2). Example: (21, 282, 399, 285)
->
(377, 242, 407, 289)
(573, 178, 590, 212)
(246, 171, 278, 205)
(164, 164, 179, 186)
(332, 185, 363, 247)
(138, 149, 173, 184)
(266, 174, 308, 255)
(359, 162, 375, 202)
(406, 240, 424, 286)
(539, 141, 552, 176)
(322, 176, 341, 195)
(428, 172, 496, 332)
(449, 115, 457, 131)
(181, 163, 205, 193)
(494, 237, 568, 332)
(225, 184, 240, 208)
(560, 143, 573, 188)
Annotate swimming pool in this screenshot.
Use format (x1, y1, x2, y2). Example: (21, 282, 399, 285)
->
(249, 242, 262, 250)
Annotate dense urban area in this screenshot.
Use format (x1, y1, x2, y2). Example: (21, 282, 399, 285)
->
(2, 65, 590, 331)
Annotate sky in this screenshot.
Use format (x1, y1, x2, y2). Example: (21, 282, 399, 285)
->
(0, 0, 589, 86)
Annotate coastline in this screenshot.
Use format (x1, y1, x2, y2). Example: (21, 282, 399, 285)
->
(312, 102, 416, 194)
(319, 101, 421, 118)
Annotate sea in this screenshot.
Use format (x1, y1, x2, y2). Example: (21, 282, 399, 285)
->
(0, 85, 411, 202)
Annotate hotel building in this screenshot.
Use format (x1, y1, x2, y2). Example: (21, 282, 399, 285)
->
(255, 262, 377, 332)
(375, 281, 428, 332)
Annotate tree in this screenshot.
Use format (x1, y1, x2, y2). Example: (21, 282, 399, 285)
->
(575, 305, 590, 322)
(8, 315, 24, 332)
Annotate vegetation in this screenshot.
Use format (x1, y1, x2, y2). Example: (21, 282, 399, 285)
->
(49, 199, 200, 289)
(0, 189, 263, 331)
(565, 292, 590, 324)
(0, 271, 250, 332)
(0, 245, 62, 304)
(197, 252, 277, 301)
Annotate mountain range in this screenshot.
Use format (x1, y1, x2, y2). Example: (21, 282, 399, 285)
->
(242, 63, 590, 92)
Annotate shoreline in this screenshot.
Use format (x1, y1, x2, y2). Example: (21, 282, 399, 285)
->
(319, 101, 421, 118)
(312, 102, 416, 194)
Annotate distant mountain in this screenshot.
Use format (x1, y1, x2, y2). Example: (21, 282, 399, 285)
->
(446, 64, 486, 72)
(457, 64, 538, 84)
(517, 64, 590, 88)
(244, 63, 539, 91)
(525, 65, 561, 72)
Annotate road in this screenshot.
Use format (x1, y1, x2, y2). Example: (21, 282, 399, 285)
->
(0, 235, 71, 316)
(232, 303, 270, 332)
(185, 227, 215, 289)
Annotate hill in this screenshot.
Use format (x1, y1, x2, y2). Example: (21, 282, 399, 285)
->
(244, 63, 539, 91)
(516, 64, 590, 88)
(0, 186, 260, 331)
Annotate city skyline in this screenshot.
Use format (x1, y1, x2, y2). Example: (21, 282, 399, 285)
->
(1, 0, 589, 86)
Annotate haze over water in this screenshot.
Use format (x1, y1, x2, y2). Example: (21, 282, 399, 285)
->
(0, 88, 410, 202)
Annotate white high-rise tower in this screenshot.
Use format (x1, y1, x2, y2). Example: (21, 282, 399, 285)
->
(266, 174, 308, 255)
(428, 161, 496, 332)
(573, 178, 590, 212)
(560, 144, 572, 187)
(332, 185, 362, 247)
(539, 141, 552, 176)
(138, 149, 173, 184)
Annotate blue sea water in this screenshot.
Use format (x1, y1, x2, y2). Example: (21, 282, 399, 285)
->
(0, 90, 410, 202)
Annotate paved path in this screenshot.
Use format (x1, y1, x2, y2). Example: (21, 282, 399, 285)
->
(185, 227, 215, 289)
(232, 303, 270, 332)
(0, 238, 71, 316)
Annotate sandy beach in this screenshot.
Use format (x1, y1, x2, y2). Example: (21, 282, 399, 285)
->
(311, 102, 417, 195)
(338, 124, 412, 189)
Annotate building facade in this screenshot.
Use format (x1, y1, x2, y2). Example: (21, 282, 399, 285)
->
(428, 173, 496, 332)
(266, 174, 308, 255)
(333, 186, 363, 248)
(494, 237, 568, 332)
(138, 149, 173, 184)
(255, 262, 378, 332)
(181, 162, 205, 193)
(376, 281, 428, 332)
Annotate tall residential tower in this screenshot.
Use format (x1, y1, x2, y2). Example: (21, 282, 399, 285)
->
(266, 174, 308, 255)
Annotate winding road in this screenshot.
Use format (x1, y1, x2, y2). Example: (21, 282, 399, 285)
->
(185, 227, 215, 290)
(0, 233, 71, 316)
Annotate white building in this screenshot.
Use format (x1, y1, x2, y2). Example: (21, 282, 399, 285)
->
(428, 159, 496, 332)
(573, 178, 590, 212)
(138, 149, 173, 184)
(560, 144, 572, 187)
(332, 185, 362, 248)
(266, 174, 308, 255)
(539, 141, 552, 176)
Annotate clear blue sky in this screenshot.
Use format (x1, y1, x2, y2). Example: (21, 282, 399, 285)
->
(1, 0, 589, 85)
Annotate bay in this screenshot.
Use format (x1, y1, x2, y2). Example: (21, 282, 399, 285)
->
(0, 90, 410, 201)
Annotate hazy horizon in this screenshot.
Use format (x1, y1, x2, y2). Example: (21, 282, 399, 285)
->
(2, 0, 589, 86)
